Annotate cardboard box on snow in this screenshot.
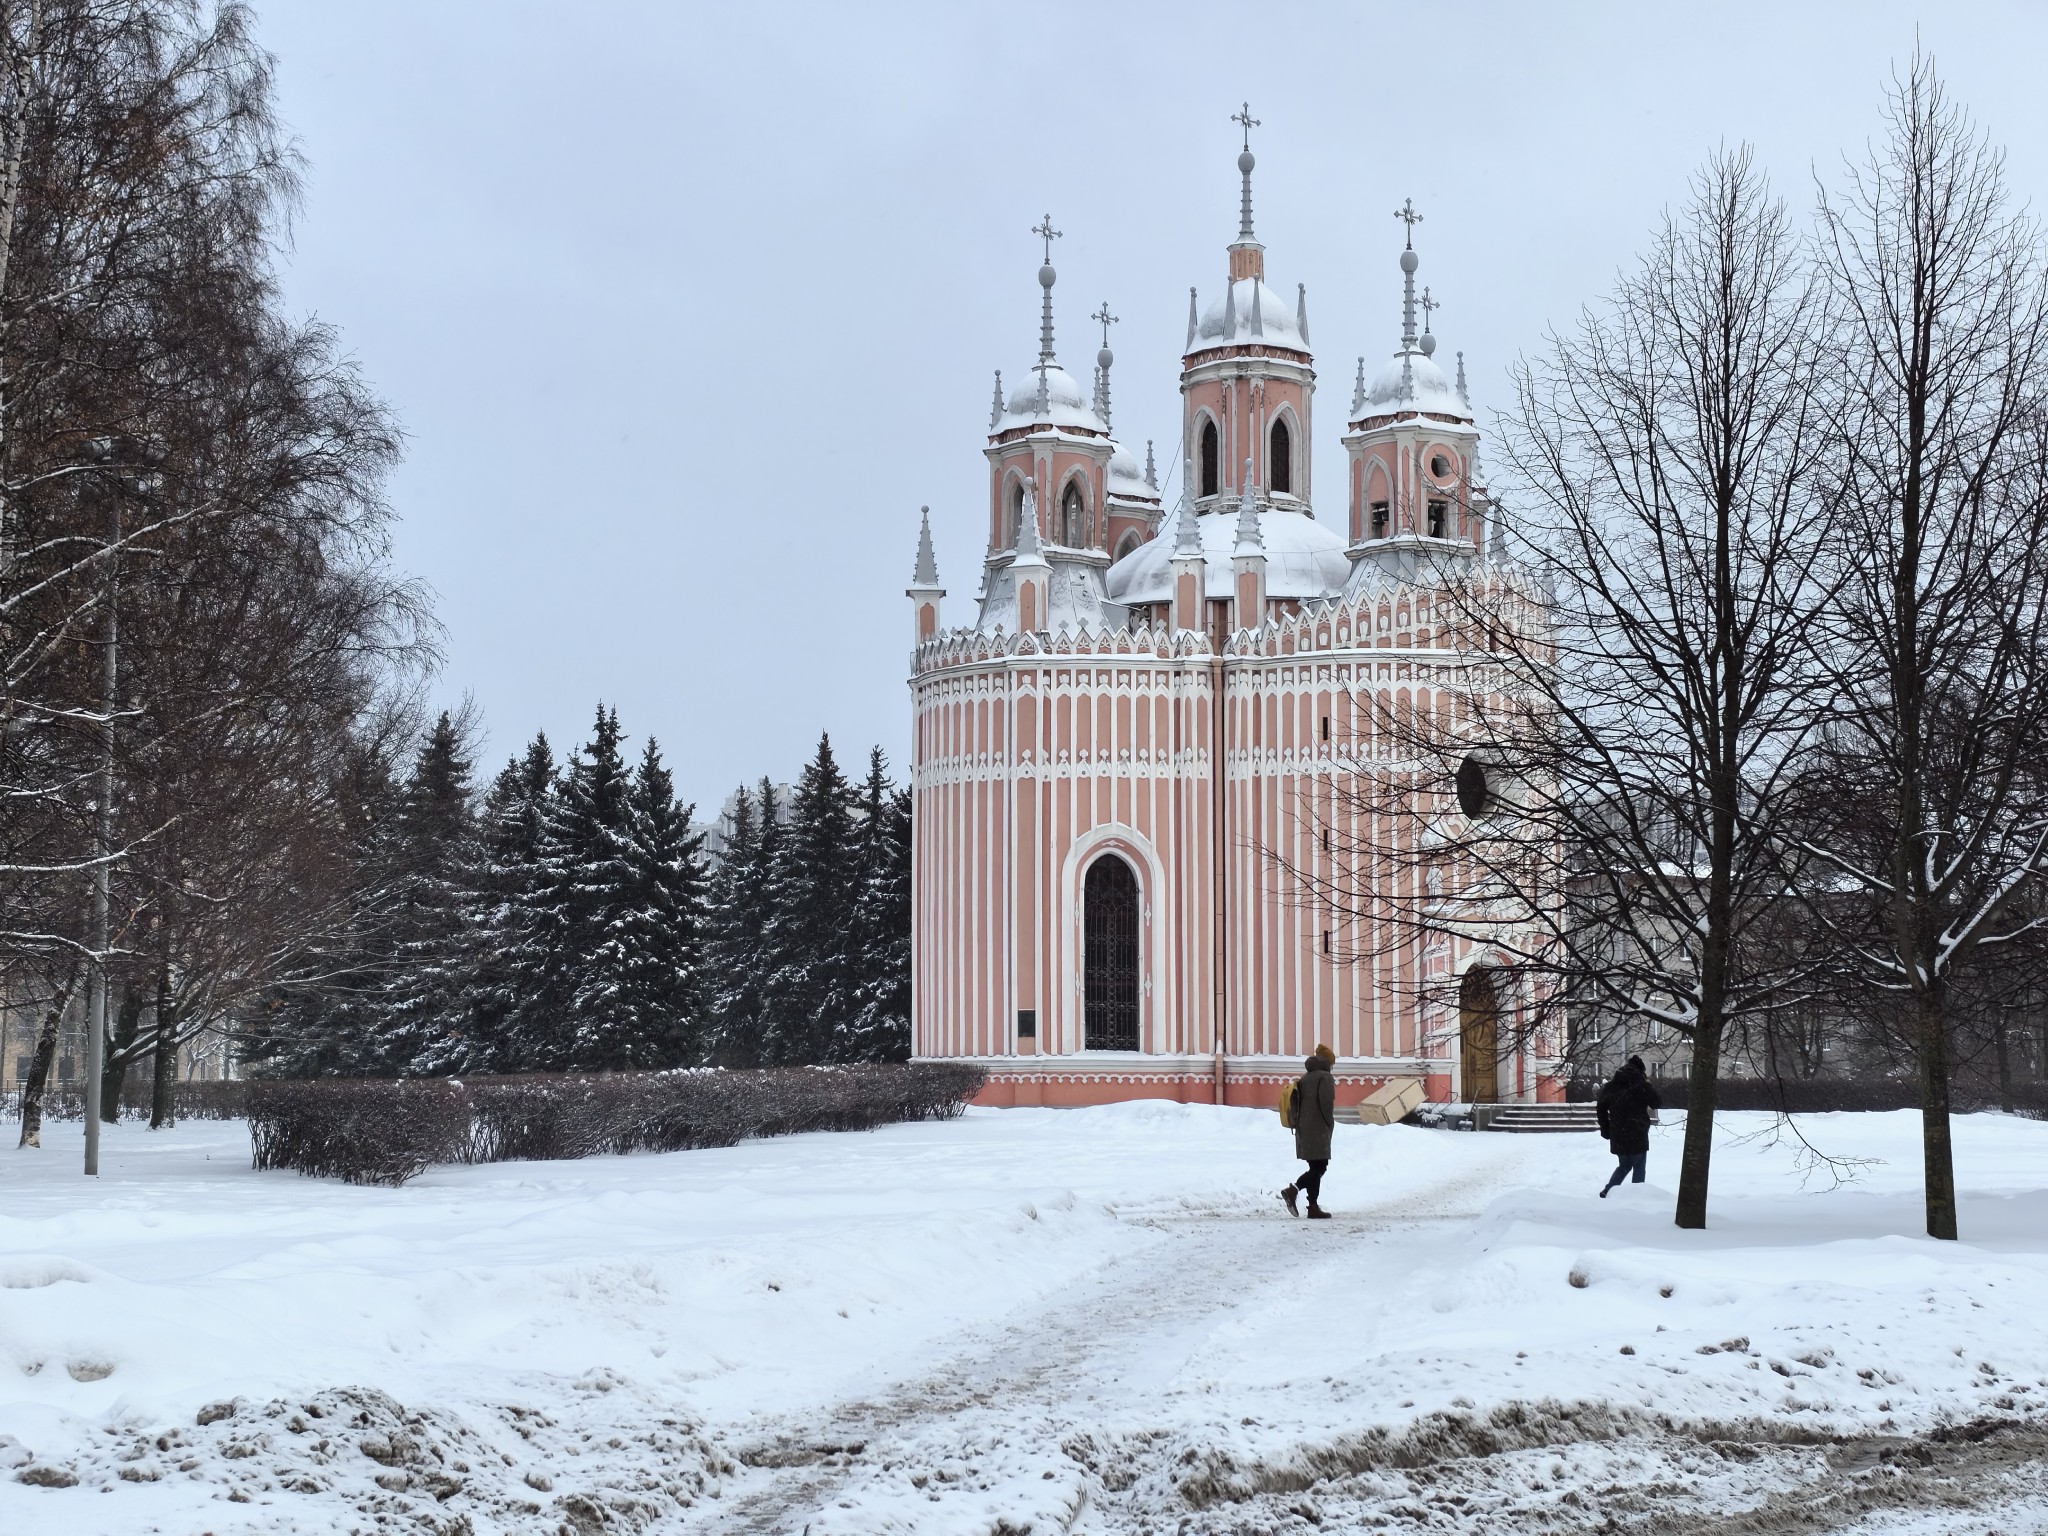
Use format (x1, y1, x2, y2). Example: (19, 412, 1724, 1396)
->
(1356, 1077, 1425, 1125)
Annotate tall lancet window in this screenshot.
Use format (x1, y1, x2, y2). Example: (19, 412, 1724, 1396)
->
(1200, 420, 1219, 498)
(1011, 481, 1026, 546)
(1061, 481, 1085, 546)
(1269, 417, 1292, 495)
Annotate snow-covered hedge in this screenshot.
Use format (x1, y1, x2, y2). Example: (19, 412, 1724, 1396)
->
(245, 1063, 987, 1186)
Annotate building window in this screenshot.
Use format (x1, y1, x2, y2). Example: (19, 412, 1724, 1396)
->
(1430, 453, 1452, 479)
(1200, 420, 1219, 497)
(1427, 499, 1447, 537)
(1320, 714, 1331, 741)
(1370, 500, 1389, 536)
(1061, 481, 1085, 546)
(1011, 481, 1026, 546)
(1270, 417, 1292, 495)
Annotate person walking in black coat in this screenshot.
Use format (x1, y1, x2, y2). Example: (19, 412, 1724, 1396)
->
(1596, 1055, 1662, 1197)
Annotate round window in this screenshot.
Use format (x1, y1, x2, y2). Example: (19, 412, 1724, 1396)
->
(1430, 453, 1453, 480)
(1456, 755, 1490, 819)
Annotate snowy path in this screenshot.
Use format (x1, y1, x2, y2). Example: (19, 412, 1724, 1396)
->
(5, 1104, 2048, 1533)
(706, 1138, 1536, 1533)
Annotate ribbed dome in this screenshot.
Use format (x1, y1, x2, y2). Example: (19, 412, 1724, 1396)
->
(995, 363, 1107, 433)
(1106, 444, 1154, 499)
(1191, 278, 1308, 353)
(1107, 507, 1348, 605)
(1361, 348, 1470, 421)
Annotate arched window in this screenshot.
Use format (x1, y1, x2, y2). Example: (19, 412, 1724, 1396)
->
(1061, 480, 1085, 546)
(1010, 481, 1026, 546)
(1083, 855, 1140, 1051)
(1199, 419, 1219, 498)
(1114, 529, 1142, 563)
(1269, 417, 1292, 495)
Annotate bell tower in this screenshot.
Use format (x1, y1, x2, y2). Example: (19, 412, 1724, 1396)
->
(1180, 105, 1316, 526)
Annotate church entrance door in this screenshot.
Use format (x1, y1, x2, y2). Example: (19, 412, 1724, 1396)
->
(1459, 967, 1500, 1103)
(1083, 855, 1140, 1051)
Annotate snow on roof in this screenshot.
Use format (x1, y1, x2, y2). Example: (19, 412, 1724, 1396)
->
(1189, 278, 1308, 354)
(1360, 348, 1472, 422)
(1106, 444, 1157, 501)
(994, 363, 1108, 434)
(1106, 505, 1348, 604)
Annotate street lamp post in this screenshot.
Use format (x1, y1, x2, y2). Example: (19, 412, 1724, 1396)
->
(81, 440, 121, 1176)
(79, 436, 158, 1176)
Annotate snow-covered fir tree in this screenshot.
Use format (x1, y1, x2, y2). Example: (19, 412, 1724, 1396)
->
(845, 747, 912, 1062)
(761, 736, 858, 1064)
(568, 736, 709, 1068)
(454, 730, 558, 1070)
(504, 707, 637, 1070)
(704, 780, 779, 1066)
(375, 712, 482, 1073)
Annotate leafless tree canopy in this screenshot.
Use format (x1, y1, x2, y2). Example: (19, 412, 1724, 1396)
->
(1, 1, 434, 1138)
(1281, 61, 2048, 1239)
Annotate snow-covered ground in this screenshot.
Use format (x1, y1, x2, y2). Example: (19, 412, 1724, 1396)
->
(3, 1104, 2046, 1534)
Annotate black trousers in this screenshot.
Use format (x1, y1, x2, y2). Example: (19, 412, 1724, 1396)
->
(1298, 1158, 1329, 1204)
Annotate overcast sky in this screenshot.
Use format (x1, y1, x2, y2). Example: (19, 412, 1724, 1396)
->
(255, 0, 2048, 806)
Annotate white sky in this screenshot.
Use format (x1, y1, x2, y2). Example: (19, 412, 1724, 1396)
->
(255, 1, 2048, 806)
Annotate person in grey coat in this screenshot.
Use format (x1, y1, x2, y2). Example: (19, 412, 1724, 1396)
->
(1280, 1047, 1336, 1219)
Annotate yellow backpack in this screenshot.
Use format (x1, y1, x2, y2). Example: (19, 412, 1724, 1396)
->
(1277, 1081, 1297, 1128)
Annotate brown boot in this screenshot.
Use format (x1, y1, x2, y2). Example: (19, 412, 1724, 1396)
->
(1306, 1204, 1332, 1220)
(1279, 1184, 1300, 1217)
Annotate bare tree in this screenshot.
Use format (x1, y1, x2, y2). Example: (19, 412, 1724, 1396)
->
(1289, 147, 1832, 1229)
(1791, 53, 2048, 1239)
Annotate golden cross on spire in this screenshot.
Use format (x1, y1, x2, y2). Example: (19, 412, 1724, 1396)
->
(1231, 101, 1260, 151)
(1394, 197, 1423, 249)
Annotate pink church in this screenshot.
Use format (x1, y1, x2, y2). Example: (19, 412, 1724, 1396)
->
(905, 128, 1562, 1111)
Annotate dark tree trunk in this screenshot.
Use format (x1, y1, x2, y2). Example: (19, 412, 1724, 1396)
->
(1674, 1015, 1723, 1229)
(149, 963, 176, 1129)
(1916, 988, 1958, 1240)
(17, 964, 82, 1148)
(99, 985, 144, 1122)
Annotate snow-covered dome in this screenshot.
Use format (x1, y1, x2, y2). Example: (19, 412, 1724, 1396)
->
(1106, 444, 1155, 500)
(1106, 507, 1348, 605)
(1360, 348, 1471, 421)
(997, 363, 1107, 433)
(1190, 277, 1308, 354)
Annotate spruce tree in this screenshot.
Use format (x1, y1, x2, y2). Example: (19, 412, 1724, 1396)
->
(845, 748, 912, 1062)
(573, 736, 708, 1068)
(459, 731, 557, 1070)
(761, 734, 857, 1064)
(705, 780, 779, 1066)
(377, 712, 482, 1074)
(509, 706, 635, 1070)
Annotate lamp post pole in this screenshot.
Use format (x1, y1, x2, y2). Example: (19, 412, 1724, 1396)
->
(81, 446, 121, 1176)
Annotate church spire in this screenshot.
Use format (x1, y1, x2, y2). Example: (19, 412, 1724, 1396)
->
(1091, 300, 1118, 429)
(1227, 103, 1264, 283)
(1393, 198, 1423, 399)
(911, 505, 940, 586)
(1032, 214, 1061, 414)
(989, 369, 1003, 430)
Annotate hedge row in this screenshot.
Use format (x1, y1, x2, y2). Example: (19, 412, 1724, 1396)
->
(246, 1063, 988, 1186)
(3, 1078, 253, 1123)
(1567, 1075, 2048, 1117)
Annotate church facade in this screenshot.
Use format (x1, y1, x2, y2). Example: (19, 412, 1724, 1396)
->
(905, 131, 1562, 1109)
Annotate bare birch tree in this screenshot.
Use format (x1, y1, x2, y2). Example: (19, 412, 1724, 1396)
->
(1791, 53, 2048, 1240)
(1288, 147, 1832, 1230)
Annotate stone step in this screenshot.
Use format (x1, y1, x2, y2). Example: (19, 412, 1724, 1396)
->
(1482, 1104, 1602, 1134)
